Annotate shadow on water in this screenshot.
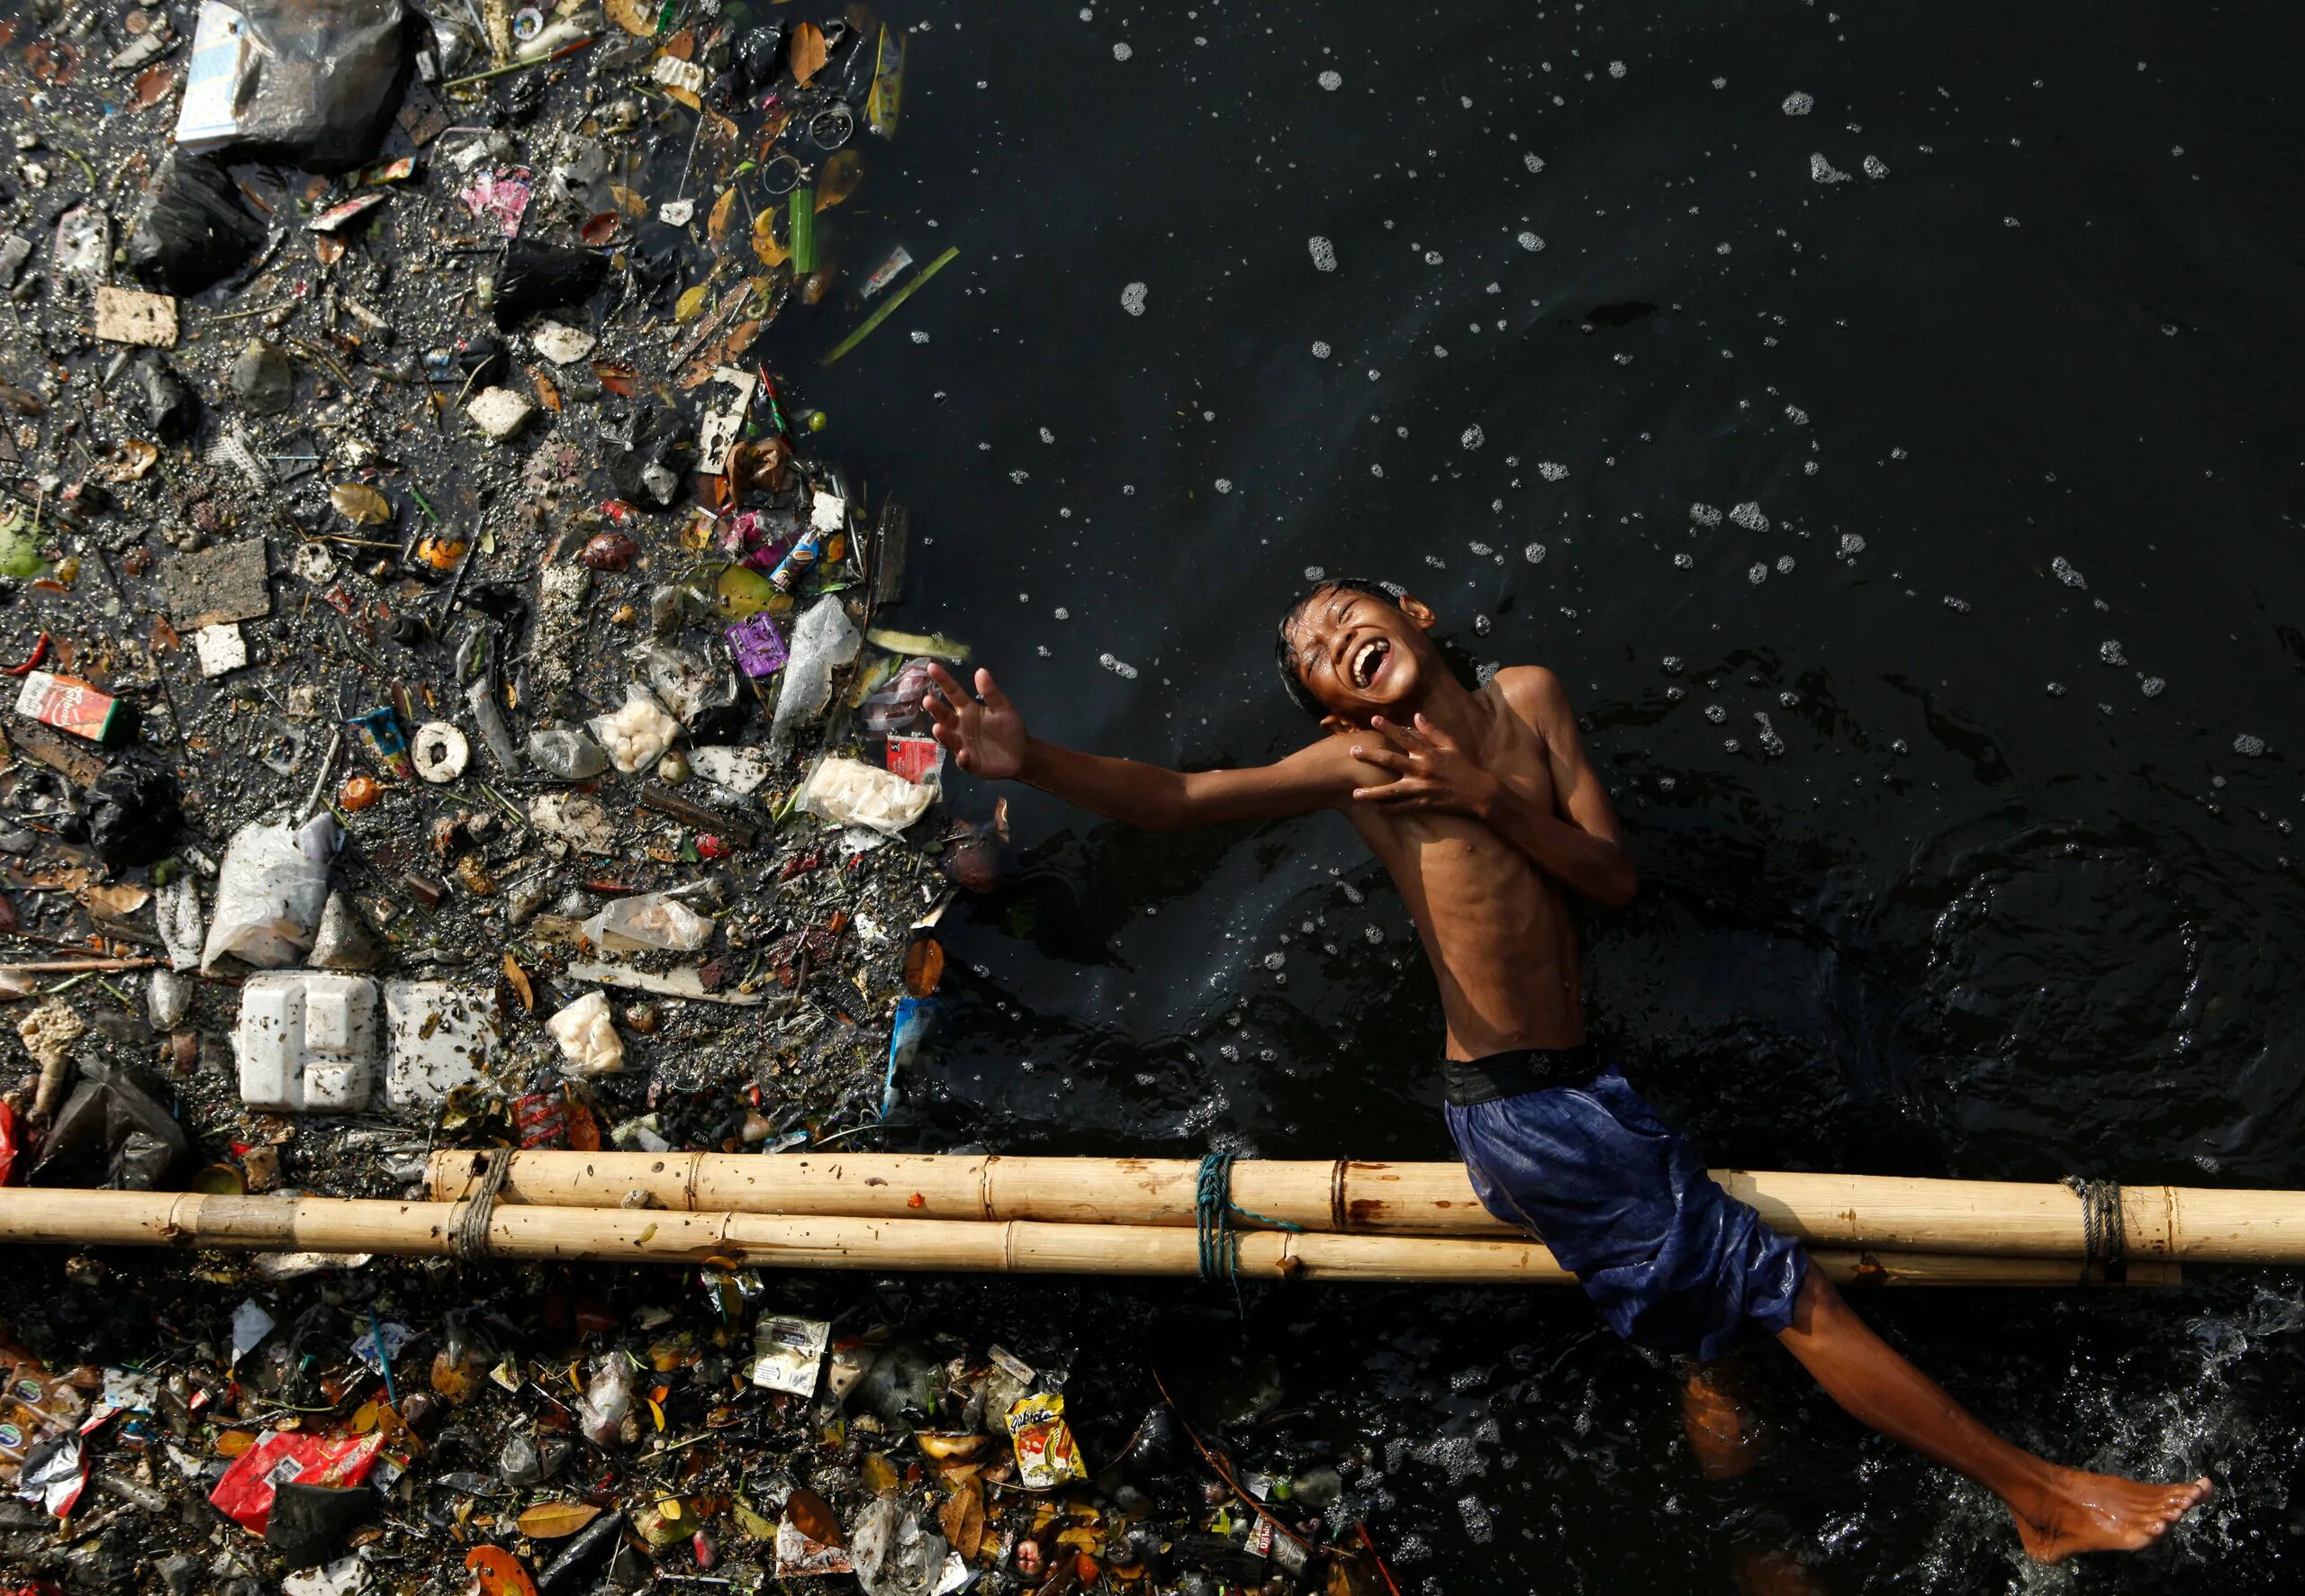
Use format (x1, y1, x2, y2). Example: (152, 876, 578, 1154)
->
(791, 0, 2305, 1587)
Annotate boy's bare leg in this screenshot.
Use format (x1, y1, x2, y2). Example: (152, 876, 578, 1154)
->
(1775, 1271, 2211, 1563)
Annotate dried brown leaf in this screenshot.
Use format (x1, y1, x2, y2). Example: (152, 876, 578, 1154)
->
(788, 22, 827, 87)
(330, 482, 393, 526)
(502, 952, 534, 1012)
(603, 0, 654, 37)
(515, 1501, 601, 1540)
(814, 147, 863, 212)
(939, 1480, 984, 1561)
(751, 203, 788, 268)
(707, 185, 738, 247)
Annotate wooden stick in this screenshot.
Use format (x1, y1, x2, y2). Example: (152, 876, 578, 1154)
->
(0, 1188, 2170, 1286)
(424, 1150, 2302, 1263)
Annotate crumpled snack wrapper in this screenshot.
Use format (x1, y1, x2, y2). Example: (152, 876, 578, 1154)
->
(799, 755, 936, 836)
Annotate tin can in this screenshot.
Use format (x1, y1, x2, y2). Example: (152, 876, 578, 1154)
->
(346, 706, 413, 780)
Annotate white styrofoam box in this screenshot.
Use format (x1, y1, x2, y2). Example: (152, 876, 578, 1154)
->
(235, 972, 378, 1113)
(383, 980, 499, 1110)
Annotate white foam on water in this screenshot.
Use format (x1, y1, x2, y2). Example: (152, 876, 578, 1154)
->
(1864, 153, 1890, 178)
(1731, 501, 1769, 531)
(1317, 69, 1342, 90)
(1119, 281, 1148, 316)
(1308, 236, 1338, 272)
(1460, 426, 1485, 450)
(1523, 152, 1545, 173)
(1783, 90, 1815, 115)
(1691, 502, 1724, 527)
(1310, 340, 1332, 358)
(2235, 733, 2267, 756)
(2052, 555, 2086, 588)
(1810, 152, 1851, 184)
(1538, 461, 1568, 482)
(1523, 543, 1546, 564)
(1111, 41, 1132, 60)
(1098, 653, 1139, 680)
(1516, 231, 1545, 252)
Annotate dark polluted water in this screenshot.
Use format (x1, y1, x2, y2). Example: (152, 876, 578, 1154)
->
(809, 0, 2305, 1590)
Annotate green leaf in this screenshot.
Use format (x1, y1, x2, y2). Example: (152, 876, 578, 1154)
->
(821, 247, 958, 365)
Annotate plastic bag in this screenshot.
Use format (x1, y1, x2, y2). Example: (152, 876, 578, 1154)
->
(127, 151, 265, 295)
(604, 406, 695, 509)
(848, 1499, 948, 1596)
(588, 684, 680, 774)
(212, 0, 411, 170)
(769, 597, 860, 749)
(493, 238, 608, 330)
(576, 1355, 636, 1446)
(81, 763, 184, 866)
(30, 1059, 190, 1190)
(798, 755, 936, 836)
(631, 641, 734, 725)
(202, 813, 341, 971)
(582, 892, 714, 954)
(132, 353, 202, 445)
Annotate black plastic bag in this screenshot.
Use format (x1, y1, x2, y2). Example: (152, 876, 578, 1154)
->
(127, 152, 265, 295)
(493, 238, 607, 330)
(31, 1058, 188, 1190)
(222, 0, 412, 170)
(603, 404, 694, 509)
(84, 763, 184, 866)
(132, 353, 202, 444)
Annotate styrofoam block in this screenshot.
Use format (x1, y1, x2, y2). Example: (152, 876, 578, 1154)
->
(383, 979, 499, 1110)
(235, 973, 378, 1113)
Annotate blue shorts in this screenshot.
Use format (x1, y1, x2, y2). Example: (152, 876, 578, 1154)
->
(1445, 1055, 1808, 1361)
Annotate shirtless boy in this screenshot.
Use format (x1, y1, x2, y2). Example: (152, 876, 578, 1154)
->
(925, 577, 2212, 1564)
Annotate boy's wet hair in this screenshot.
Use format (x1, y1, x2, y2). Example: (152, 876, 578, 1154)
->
(1274, 577, 1401, 716)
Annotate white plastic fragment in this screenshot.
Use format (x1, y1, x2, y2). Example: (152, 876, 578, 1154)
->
(799, 755, 937, 836)
(689, 744, 773, 794)
(466, 385, 535, 441)
(382, 980, 499, 1109)
(547, 989, 624, 1075)
(529, 320, 597, 365)
(234, 971, 378, 1113)
(529, 791, 617, 853)
(811, 488, 847, 533)
(411, 720, 470, 783)
(194, 622, 248, 678)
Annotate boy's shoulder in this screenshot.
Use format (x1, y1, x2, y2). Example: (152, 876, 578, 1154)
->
(1492, 664, 1571, 720)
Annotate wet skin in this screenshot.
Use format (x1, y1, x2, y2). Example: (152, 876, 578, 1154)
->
(924, 584, 2212, 1562)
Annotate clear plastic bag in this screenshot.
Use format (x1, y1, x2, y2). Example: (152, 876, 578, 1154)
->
(201, 813, 340, 971)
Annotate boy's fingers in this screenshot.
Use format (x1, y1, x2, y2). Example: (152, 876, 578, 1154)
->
(926, 662, 970, 706)
(1351, 747, 1409, 772)
(923, 692, 958, 729)
(976, 667, 1011, 710)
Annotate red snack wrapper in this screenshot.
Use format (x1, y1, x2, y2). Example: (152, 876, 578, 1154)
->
(208, 1429, 384, 1536)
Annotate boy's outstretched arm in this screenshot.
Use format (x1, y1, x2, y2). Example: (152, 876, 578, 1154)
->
(923, 664, 1363, 832)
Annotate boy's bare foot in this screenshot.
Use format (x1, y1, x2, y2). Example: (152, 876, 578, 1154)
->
(2010, 1467, 2212, 1563)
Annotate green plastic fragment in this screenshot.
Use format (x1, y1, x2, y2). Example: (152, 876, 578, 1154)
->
(789, 192, 817, 275)
(0, 506, 47, 579)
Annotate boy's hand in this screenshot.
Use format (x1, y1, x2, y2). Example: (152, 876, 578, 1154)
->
(924, 663, 1030, 780)
(1349, 715, 1503, 816)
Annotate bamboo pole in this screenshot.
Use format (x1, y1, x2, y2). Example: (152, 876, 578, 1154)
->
(424, 1150, 2305, 1263)
(0, 1188, 2170, 1286)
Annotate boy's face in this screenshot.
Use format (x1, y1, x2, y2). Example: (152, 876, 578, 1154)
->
(1286, 588, 1440, 723)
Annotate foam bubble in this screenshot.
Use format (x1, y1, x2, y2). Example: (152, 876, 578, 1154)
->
(2235, 733, 2267, 756)
(1516, 231, 1545, 252)
(1810, 152, 1850, 184)
(1098, 653, 1139, 680)
(1523, 152, 1545, 173)
(1460, 426, 1485, 450)
(1538, 462, 1568, 482)
(1783, 90, 1814, 115)
(1523, 543, 1546, 564)
(1308, 236, 1338, 272)
(1111, 41, 1132, 60)
(1863, 153, 1890, 178)
(1317, 69, 1342, 90)
(1119, 281, 1148, 316)
(1310, 340, 1332, 358)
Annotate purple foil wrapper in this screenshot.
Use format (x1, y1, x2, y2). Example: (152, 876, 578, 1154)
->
(728, 613, 789, 679)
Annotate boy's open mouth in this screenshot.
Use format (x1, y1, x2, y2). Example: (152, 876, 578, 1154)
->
(1351, 637, 1391, 690)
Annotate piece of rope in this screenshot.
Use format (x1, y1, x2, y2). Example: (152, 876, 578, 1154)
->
(1197, 1152, 1306, 1311)
(2063, 1177, 2126, 1282)
(450, 1149, 511, 1263)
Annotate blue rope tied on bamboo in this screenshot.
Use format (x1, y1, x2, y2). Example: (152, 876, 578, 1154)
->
(1197, 1152, 1306, 1312)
